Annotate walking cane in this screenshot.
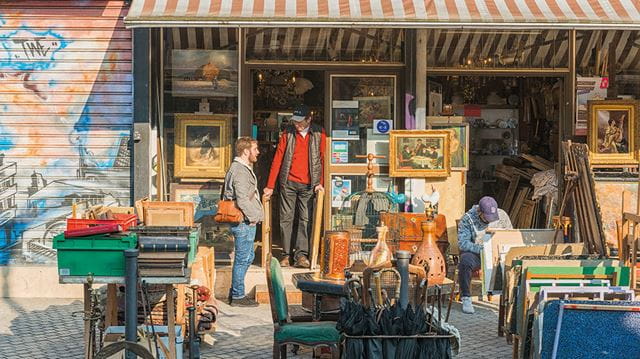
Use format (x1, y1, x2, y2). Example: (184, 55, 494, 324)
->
(261, 194, 271, 268)
(310, 188, 325, 269)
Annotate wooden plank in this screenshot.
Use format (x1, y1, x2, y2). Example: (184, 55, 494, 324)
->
(105, 284, 118, 327)
(166, 285, 177, 359)
(83, 283, 92, 359)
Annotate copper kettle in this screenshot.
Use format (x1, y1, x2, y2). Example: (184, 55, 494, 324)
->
(411, 205, 446, 284)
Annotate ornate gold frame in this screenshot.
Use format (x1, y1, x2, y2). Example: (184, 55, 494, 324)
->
(389, 130, 451, 178)
(587, 100, 638, 165)
(174, 113, 231, 179)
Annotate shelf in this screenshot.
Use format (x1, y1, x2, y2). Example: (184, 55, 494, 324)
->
(472, 127, 518, 130)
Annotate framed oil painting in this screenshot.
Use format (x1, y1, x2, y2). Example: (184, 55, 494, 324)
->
(174, 114, 231, 178)
(171, 49, 238, 97)
(389, 130, 451, 178)
(427, 116, 469, 171)
(588, 99, 638, 165)
(354, 96, 391, 126)
(170, 183, 222, 222)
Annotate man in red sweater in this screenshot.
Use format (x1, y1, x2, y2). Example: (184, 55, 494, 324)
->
(263, 104, 326, 268)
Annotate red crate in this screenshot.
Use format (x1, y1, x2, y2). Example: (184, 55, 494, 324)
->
(66, 214, 138, 232)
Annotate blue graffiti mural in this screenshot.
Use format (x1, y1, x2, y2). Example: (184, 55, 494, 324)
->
(0, 27, 69, 71)
(0, 20, 131, 265)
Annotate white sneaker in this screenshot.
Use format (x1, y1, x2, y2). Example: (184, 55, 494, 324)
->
(461, 296, 475, 314)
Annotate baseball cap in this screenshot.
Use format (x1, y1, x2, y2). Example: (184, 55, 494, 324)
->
(291, 104, 310, 122)
(479, 196, 499, 222)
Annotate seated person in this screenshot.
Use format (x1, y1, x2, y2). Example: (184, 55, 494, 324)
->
(457, 196, 512, 314)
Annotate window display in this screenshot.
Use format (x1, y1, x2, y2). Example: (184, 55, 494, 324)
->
(330, 75, 396, 164)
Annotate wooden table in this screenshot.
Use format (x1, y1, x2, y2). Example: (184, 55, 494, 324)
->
(60, 271, 190, 359)
(292, 272, 455, 320)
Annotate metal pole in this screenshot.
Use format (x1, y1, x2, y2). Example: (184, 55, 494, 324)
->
(551, 301, 565, 359)
(396, 250, 411, 310)
(125, 249, 139, 359)
(188, 306, 200, 358)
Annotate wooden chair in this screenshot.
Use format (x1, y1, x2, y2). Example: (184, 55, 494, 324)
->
(265, 253, 340, 358)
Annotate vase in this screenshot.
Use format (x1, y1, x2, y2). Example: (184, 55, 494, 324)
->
(411, 217, 446, 284)
(367, 225, 392, 269)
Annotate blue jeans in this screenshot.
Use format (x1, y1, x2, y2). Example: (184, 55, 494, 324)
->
(230, 222, 257, 299)
(458, 251, 481, 297)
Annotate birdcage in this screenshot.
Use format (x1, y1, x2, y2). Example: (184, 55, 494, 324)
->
(333, 154, 400, 264)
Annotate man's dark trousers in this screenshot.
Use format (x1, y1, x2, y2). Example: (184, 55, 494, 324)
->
(279, 180, 315, 259)
(458, 251, 481, 297)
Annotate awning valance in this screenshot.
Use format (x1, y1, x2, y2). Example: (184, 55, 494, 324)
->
(125, 0, 640, 29)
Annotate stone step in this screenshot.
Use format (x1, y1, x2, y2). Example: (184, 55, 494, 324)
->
(254, 284, 302, 304)
(214, 264, 309, 303)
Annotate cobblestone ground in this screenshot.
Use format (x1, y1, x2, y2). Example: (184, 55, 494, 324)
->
(0, 298, 511, 358)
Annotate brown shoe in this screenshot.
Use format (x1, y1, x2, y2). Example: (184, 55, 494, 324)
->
(280, 255, 291, 267)
(294, 255, 310, 268)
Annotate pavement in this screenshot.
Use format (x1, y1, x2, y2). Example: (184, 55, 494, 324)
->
(0, 296, 512, 358)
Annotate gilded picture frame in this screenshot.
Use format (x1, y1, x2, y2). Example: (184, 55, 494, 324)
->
(587, 100, 638, 165)
(427, 116, 470, 171)
(174, 114, 231, 178)
(389, 130, 451, 178)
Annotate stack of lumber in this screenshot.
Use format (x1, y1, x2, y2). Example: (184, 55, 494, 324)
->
(561, 141, 607, 256)
(494, 154, 554, 228)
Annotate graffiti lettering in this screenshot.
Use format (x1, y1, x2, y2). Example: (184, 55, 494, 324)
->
(12, 37, 58, 60)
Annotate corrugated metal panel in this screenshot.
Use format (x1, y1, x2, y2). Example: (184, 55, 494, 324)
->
(0, 0, 132, 264)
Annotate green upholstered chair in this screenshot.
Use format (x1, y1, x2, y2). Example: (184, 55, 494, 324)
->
(265, 253, 340, 358)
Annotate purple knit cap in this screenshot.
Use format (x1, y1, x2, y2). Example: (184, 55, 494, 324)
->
(479, 196, 499, 222)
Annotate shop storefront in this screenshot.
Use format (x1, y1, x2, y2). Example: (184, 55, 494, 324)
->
(125, 0, 640, 261)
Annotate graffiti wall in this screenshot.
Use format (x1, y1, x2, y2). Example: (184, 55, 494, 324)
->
(0, 1, 131, 265)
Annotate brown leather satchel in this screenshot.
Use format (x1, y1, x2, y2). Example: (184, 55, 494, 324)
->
(214, 178, 244, 223)
(214, 199, 244, 223)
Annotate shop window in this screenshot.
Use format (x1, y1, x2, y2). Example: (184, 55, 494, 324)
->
(162, 28, 240, 258)
(330, 75, 396, 165)
(245, 28, 403, 63)
(574, 30, 640, 137)
(427, 30, 569, 69)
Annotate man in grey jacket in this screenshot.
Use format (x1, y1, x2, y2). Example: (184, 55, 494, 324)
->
(224, 137, 264, 307)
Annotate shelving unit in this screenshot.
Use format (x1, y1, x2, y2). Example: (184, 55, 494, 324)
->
(463, 106, 519, 207)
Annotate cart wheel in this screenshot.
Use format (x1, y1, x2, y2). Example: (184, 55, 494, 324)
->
(95, 341, 155, 359)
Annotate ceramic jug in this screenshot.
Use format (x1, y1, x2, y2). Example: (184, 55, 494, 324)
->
(411, 207, 446, 284)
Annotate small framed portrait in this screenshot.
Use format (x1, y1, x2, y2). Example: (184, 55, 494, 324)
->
(174, 113, 231, 178)
(427, 116, 469, 171)
(588, 100, 638, 165)
(389, 130, 451, 178)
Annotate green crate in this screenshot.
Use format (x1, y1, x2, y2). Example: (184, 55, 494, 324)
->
(187, 226, 200, 265)
(53, 233, 137, 277)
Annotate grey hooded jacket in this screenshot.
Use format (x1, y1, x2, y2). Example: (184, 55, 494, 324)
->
(223, 158, 264, 224)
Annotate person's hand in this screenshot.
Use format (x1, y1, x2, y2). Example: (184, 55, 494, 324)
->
(263, 188, 273, 199)
(314, 184, 324, 193)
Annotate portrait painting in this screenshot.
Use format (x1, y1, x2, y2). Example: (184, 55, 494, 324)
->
(171, 50, 238, 97)
(174, 114, 231, 178)
(354, 96, 391, 126)
(588, 100, 638, 165)
(389, 130, 451, 178)
(428, 116, 469, 171)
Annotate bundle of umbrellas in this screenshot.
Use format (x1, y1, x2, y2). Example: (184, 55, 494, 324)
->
(336, 291, 454, 358)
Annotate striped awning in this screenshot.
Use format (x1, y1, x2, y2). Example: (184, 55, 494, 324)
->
(125, 0, 640, 28)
